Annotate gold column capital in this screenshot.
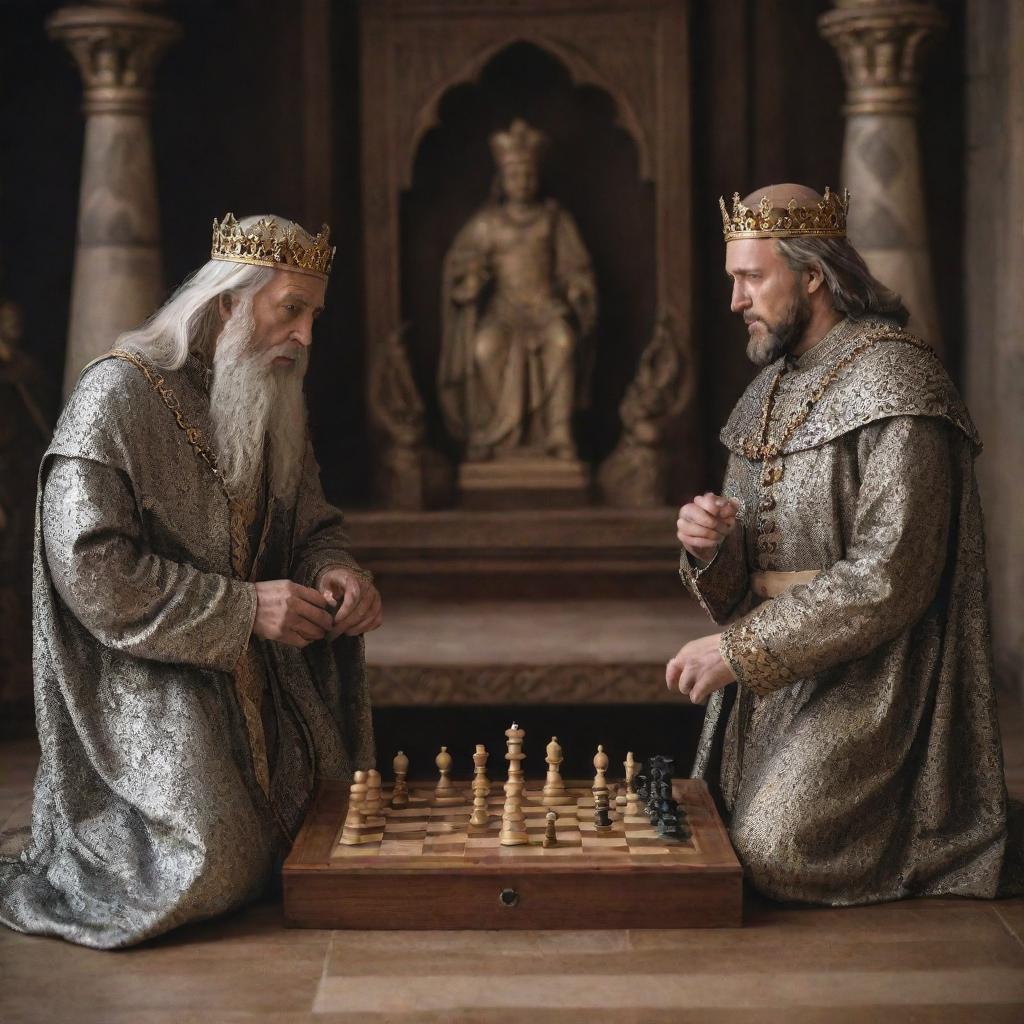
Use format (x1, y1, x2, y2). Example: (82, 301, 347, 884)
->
(46, 2, 180, 116)
(818, 1, 946, 116)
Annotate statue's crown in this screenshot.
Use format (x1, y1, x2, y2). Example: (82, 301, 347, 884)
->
(490, 119, 546, 168)
(719, 187, 849, 242)
(211, 213, 335, 279)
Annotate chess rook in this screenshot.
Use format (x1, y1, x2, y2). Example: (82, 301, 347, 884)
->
(500, 722, 529, 846)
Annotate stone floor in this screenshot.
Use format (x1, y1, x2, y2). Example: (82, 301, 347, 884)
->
(1, 698, 1023, 1023)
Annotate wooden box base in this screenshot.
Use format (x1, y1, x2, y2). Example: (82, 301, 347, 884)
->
(283, 779, 742, 930)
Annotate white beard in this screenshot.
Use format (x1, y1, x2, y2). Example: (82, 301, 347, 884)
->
(208, 303, 308, 502)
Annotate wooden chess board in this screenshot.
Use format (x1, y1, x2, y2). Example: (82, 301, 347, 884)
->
(283, 780, 742, 929)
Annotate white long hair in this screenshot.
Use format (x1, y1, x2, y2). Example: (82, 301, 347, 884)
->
(117, 257, 275, 369)
(117, 216, 314, 500)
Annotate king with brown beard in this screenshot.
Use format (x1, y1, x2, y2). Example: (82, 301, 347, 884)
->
(0, 214, 380, 948)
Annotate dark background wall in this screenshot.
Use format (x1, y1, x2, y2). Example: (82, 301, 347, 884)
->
(0, 0, 964, 502)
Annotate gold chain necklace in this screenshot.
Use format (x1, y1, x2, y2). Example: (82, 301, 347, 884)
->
(740, 322, 923, 484)
(108, 348, 255, 580)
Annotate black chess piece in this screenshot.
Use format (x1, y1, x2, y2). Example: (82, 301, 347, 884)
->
(637, 755, 686, 839)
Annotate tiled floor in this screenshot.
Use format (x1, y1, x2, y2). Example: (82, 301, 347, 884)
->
(1, 698, 1023, 1024)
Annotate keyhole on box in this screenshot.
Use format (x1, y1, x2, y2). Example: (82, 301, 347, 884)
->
(498, 887, 519, 908)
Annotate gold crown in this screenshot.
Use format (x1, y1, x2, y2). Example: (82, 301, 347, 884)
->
(210, 213, 335, 279)
(489, 119, 546, 168)
(719, 187, 849, 242)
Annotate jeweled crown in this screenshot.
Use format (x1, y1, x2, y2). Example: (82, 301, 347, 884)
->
(719, 187, 849, 242)
(211, 213, 335, 279)
(490, 119, 546, 168)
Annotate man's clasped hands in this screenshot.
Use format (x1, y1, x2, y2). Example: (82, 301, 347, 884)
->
(252, 567, 383, 649)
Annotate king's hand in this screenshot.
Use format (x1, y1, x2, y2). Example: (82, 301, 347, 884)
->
(666, 633, 737, 705)
(676, 492, 740, 563)
(319, 567, 383, 639)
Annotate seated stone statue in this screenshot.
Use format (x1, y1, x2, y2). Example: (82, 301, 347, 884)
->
(439, 119, 597, 462)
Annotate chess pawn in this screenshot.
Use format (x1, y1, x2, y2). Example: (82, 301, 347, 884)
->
(339, 770, 368, 845)
(363, 768, 384, 817)
(541, 736, 573, 807)
(500, 722, 529, 846)
(390, 750, 409, 809)
(543, 810, 558, 848)
(434, 745, 463, 805)
(469, 743, 490, 827)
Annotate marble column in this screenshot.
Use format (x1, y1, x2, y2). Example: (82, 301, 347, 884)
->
(47, 0, 180, 397)
(819, 0, 945, 351)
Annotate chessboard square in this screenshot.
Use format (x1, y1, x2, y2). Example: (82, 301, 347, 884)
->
(427, 821, 460, 835)
(624, 845, 671, 856)
(378, 840, 424, 856)
(384, 819, 429, 834)
(388, 806, 430, 818)
(422, 841, 464, 854)
(581, 835, 628, 850)
(497, 844, 544, 857)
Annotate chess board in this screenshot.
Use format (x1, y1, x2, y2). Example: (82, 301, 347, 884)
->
(283, 779, 742, 929)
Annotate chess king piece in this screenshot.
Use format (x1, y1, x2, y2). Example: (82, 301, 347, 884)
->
(439, 119, 598, 463)
(434, 745, 462, 805)
(469, 743, 491, 827)
(542, 736, 573, 806)
(500, 722, 529, 846)
(390, 750, 410, 809)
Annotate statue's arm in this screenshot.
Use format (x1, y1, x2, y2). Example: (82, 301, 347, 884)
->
(553, 208, 597, 333)
(289, 437, 367, 591)
(41, 455, 256, 672)
(445, 212, 492, 305)
(718, 416, 954, 695)
(679, 452, 753, 624)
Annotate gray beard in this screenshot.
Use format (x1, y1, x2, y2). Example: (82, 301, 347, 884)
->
(208, 308, 308, 502)
(746, 294, 811, 368)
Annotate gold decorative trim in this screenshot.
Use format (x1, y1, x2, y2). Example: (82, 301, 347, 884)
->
(719, 621, 797, 698)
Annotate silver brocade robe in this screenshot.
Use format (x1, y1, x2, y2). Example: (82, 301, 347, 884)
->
(0, 353, 374, 948)
(683, 317, 1017, 905)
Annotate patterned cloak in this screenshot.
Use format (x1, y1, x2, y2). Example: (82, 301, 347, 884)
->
(682, 316, 1019, 904)
(0, 352, 374, 948)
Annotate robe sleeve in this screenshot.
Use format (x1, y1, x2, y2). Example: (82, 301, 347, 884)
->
(678, 452, 752, 624)
(42, 455, 256, 672)
(289, 439, 367, 590)
(719, 416, 953, 695)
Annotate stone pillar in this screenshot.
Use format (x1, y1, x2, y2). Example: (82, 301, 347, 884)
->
(47, 0, 179, 397)
(819, 0, 945, 351)
(963, 0, 1024, 700)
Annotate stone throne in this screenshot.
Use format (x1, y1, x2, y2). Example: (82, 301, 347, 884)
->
(354, 0, 707, 716)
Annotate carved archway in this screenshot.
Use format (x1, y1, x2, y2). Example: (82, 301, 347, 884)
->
(400, 35, 653, 190)
(359, 0, 697, 502)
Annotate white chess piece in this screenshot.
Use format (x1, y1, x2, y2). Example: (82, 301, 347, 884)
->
(500, 723, 529, 846)
(541, 736, 573, 806)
